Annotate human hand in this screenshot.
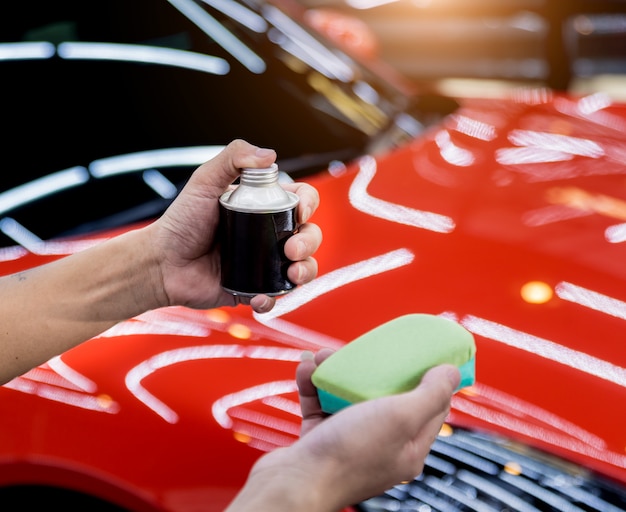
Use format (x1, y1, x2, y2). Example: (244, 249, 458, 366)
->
(150, 139, 322, 313)
(226, 353, 459, 511)
(290, 351, 461, 508)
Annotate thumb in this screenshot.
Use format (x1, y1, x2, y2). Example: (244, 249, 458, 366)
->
(195, 139, 277, 196)
(402, 364, 460, 428)
(420, 364, 461, 392)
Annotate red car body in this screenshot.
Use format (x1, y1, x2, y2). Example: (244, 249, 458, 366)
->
(2, 89, 626, 510)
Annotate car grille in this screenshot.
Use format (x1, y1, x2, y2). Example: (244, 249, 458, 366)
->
(356, 427, 626, 512)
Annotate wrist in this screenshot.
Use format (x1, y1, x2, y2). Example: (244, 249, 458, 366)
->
(226, 445, 345, 512)
(122, 224, 170, 312)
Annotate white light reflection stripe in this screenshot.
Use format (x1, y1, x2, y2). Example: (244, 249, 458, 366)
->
(0, 41, 55, 60)
(345, 0, 398, 9)
(230, 417, 299, 451)
(99, 307, 235, 340)
(495, 146, 574, 165)
(168, 0, 266, 73)
(605, 222, 626, 243)
(508, 130, 605, 158)
(578, 92, 613, 115)
(250, 316, 345, 352)
(247, 438, 287, 452)
(98, 316, 210, 338)
(0, 218, 107, 257)
(0, 238, 106, 262)
(395, 112, 424, 138)
(260, 248, 415, 321)
(556, 282, 626, 321)
(434, 130, 475, 167)
(17, 367, 84, 391)
(201, 0, 267, 33)
(0, 246, 27, 262)
(48, 355, 98, 393)
(450, 114, 497, 141)
(522, 204, 591, 227)
(3, 377, 120, 413)
(350, 155, 455, 233)
(451, 394, 626, 468)
(143, 170, 178, 199)
(212, 380, 297, 428)
(555, 96, 626, 134)
(275, 36, 349, 82)
(254, 249, 415, 350)
(58, 42, 229, 74)
(264, 4, 354, 82)
(0, 147, 217, 217)
(0, 167, 89, 213)
(89, 146, 225, 177)
(228, 407, 300, 436)
(456, 382, 605, 447)
(0, 218, 43, 252)
(126, 345, 303, 423)
(461, 315, 626, 387)
(262, 394, 302, 418)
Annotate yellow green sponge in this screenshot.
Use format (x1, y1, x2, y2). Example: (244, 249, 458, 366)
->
(311, 314, 476, 414)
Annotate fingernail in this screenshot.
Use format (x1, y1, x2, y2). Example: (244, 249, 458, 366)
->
(296, 239, 307, 260)
(260, 296, 273, 311)
(256, 147, 275, 157)
(301, 206, 312, 223)
(447, 366, 461, 389)
(301, 350, 314, 361)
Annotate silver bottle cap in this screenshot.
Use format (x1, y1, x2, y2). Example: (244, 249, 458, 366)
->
(220, 164, 299, 213)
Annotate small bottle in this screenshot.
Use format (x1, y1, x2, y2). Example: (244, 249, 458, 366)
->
(218, 164, 300, 297)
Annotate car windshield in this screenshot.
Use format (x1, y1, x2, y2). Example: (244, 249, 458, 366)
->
(0, 0, 458, 246)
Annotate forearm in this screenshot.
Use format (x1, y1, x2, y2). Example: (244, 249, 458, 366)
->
(225, 475, 308, 512)
(0, 225, 165, 384)
(225, 445, 346, 512)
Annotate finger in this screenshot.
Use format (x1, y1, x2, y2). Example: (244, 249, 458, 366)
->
(295, 348, 333, 397)
(397, 365, 459, 436)
(286, 257, 318, 286)
(419, 364, 461, 395)
(283, 182, 320, 224)
(296, 354, 319, 398)
(250, 294, 275, 313)
(314, 347, 334, 365)
(296, 348, 335, 426)
(398, 406, 452, 482)
(296, 358, 326, 433)
(284, 223, 322, 261)
(195, 139, 278, 195)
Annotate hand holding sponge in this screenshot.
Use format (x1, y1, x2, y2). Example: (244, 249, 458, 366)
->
(311, 314, 476, 414)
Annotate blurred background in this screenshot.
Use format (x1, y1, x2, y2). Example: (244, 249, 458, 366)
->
(296, 0, 626, 100)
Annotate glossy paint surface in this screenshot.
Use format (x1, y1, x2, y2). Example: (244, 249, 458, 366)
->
(1, 88, 625, 510)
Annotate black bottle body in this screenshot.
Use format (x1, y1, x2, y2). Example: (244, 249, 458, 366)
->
(219, 205, 298, 296)
(218, 164, 299, 297)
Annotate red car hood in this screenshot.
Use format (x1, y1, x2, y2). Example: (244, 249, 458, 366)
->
(1, 89, 625, 509)
(303, 88, 626, 483)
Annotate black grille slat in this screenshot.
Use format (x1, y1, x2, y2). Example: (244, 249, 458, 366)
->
(430, 438, 500, 475)
(421, 474, 500, 512)
(541, 477, 626, 512)
(498, 472, 586, 512)
(356, 427, 626, 512)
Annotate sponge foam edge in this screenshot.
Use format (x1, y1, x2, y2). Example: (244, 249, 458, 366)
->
(311, 314, 476, 414)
